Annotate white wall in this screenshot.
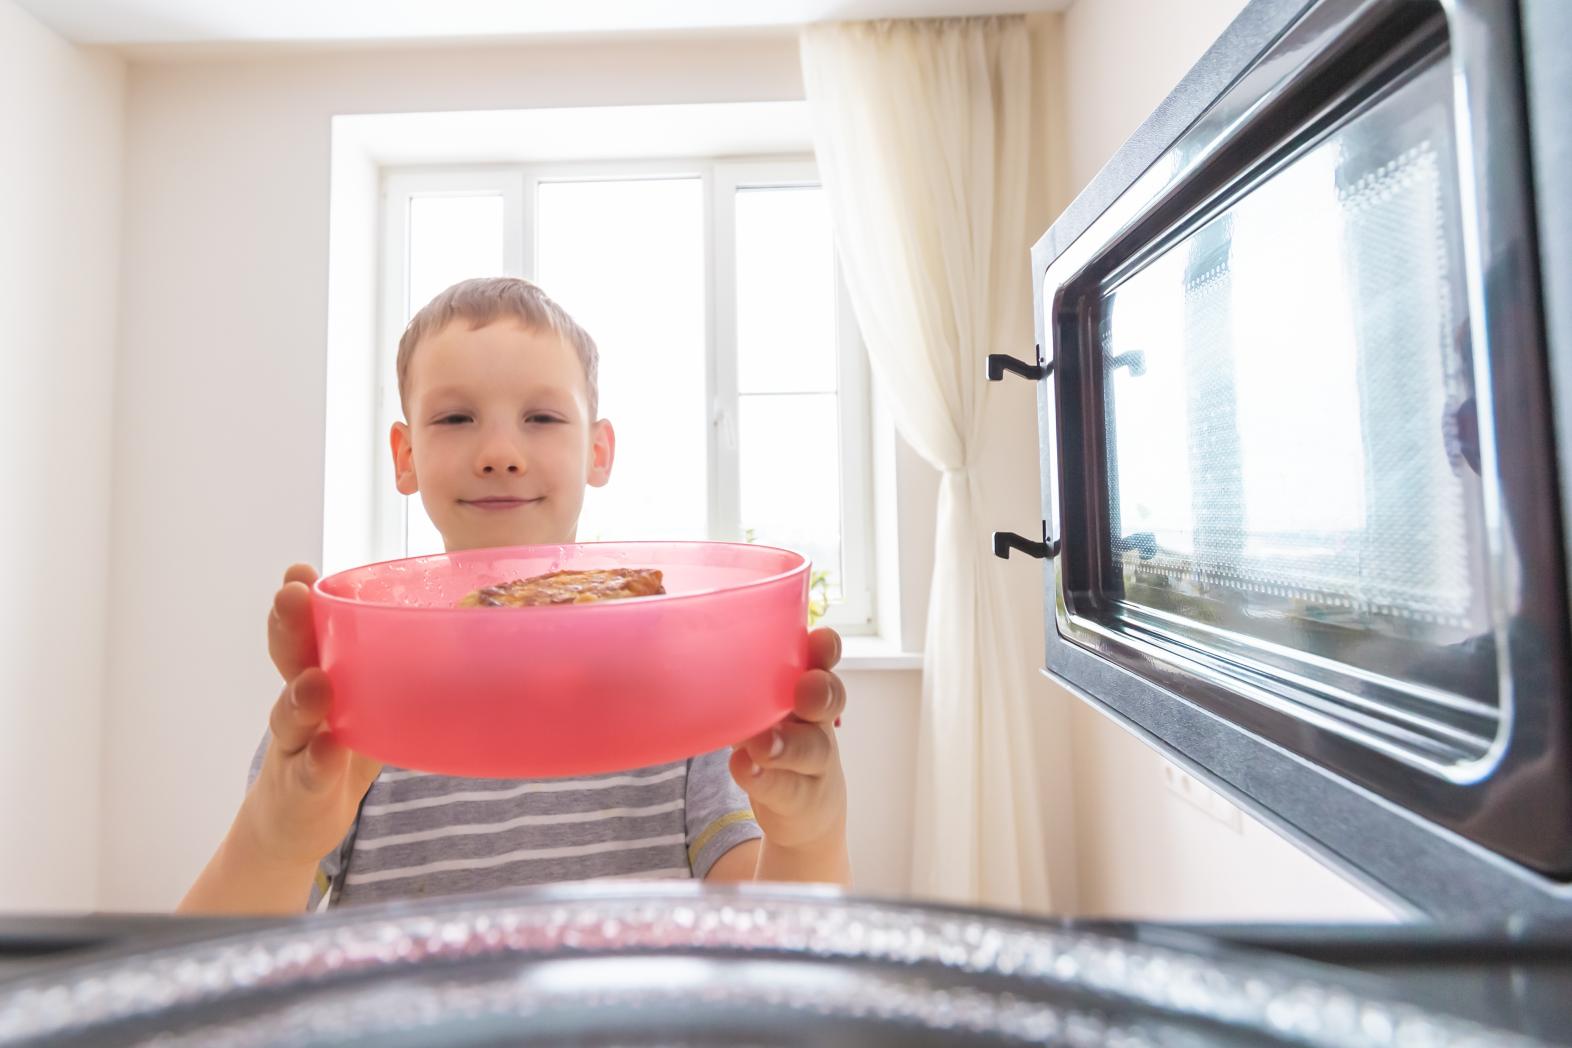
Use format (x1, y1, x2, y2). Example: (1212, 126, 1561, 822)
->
(1063, 0, 1249, 193)
(101, 30, 941, 911)
(1054, 0, 1395, 922)
(0, 0, 124, 913)
(835, 668, 922, 896)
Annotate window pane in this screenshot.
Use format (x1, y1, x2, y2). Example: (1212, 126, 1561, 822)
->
(406, 194, 504, 317)
(739, 392, 843, 598)
(405, 193, 506, 557)
(537, 178, 708, 543)
(736, 186, 838, 394)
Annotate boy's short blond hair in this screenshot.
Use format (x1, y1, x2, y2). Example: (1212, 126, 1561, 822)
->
(397, 276, 600, 419)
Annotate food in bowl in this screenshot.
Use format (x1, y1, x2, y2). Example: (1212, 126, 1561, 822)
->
(458, 567, 665, 608)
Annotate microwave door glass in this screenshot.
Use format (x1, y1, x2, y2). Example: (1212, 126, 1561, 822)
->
(1097, 55, 1500, 773)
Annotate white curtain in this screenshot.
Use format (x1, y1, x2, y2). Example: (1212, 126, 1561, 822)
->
(800, 17, 1051, 911)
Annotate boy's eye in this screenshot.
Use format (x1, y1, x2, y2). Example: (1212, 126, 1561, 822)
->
(526, 413, 565, 424)
(433, 414, 471, 425)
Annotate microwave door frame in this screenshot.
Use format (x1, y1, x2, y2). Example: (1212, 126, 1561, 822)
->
(1031, 0, 1572, 918)
(1524, 0, 1572, 648)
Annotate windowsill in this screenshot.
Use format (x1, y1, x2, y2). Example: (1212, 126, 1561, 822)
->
(838, 636, 923, 672)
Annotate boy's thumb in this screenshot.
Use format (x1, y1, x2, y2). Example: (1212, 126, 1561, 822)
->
(299, 732, 350, 791)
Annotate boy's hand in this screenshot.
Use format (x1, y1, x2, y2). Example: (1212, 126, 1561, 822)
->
(240, 565, 382, 868)
(267, 563, 321, 683)
(178, 565, 383, 913)
(730, 628, 848, 855)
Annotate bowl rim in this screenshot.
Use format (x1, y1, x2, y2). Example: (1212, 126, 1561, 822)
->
(311, 539, 811, 614)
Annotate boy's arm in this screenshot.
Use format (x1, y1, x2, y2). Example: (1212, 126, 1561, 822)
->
(706, 835, 852, 885)
(178, 815, 319, 915)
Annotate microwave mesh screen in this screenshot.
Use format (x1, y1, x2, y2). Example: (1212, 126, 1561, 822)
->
(1095, 55, 1499, 754)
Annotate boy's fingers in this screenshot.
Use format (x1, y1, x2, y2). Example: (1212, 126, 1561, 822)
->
(269, 582, 311, 638)
(265, 685, 307, 755)
(743, 719, 831, 776)
(729, 747, 813, 817)
(792, 668, 845, 725)
(267, 669, 331, 756)
(297, 730, 350, 793)
(283, 563, 318, 588)
(807, 627, 842, 671)
(268, 577, 319, 681)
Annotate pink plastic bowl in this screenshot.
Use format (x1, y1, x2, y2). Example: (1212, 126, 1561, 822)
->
(312, 542, 809, 778)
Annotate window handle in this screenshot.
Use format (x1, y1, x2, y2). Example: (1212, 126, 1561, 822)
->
(712, 402, 737, 451)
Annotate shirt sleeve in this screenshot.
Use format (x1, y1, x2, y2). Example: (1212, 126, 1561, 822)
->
(684, 746, 762, 878)
(246, 730, 357, 911)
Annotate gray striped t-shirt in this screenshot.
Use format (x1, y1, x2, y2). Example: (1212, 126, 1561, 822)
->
(246, 735, 761, 909)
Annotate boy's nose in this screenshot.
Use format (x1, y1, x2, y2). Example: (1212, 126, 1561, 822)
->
(477, 438, 526, 476)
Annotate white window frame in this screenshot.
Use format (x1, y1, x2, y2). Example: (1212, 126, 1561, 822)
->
(376, 157, 877, 634)
(711, 160, 875, 632)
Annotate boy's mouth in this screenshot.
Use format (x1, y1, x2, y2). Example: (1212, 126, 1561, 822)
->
(461, 497, 543, 511)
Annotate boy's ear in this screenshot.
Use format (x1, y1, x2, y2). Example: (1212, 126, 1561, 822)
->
(587, 419, 615, 488)
(391, 422, 419, 495)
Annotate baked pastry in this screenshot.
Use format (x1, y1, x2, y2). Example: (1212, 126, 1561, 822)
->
(459, 568, 665, 608)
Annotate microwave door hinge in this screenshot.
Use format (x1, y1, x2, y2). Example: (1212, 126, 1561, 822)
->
(988, 348, 1056, 560)
(994, 521, 1058, 560)
(986, 346, 1051, 382)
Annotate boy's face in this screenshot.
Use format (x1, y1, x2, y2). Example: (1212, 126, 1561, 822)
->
(390, 321, 613, 553)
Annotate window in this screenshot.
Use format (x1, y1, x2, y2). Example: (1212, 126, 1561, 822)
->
(377, 160, 876, 633)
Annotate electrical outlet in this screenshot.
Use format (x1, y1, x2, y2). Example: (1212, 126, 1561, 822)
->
(1162, 760, 1244, 833)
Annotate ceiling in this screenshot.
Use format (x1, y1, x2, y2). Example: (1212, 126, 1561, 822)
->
(18, 0, 1074, 46)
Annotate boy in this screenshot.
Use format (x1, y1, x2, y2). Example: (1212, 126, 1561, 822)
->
(180, 277, 850, 914)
